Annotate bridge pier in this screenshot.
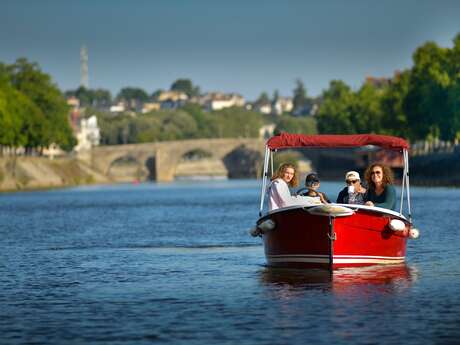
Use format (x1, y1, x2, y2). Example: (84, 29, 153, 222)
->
(155, 149, 177, 182)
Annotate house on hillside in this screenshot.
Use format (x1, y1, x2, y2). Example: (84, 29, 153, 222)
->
(200, 92, 245, 111)
(142, 102, 161, 113)
(272, 97, 293, 115)
(156, 90, 188, 109)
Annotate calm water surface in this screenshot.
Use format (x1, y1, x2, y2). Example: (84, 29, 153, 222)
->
(1, 180, 459, 344)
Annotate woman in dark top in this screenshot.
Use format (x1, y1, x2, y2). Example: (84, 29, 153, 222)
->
(364, 163, 396, 210)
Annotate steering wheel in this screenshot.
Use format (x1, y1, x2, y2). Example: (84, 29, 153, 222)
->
(296, 187, 309, 196)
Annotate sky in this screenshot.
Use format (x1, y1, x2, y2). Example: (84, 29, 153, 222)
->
(1, 0, 460, 100)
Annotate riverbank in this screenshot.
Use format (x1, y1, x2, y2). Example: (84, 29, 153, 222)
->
(1, 151, 459, 192)
(0, 156, 109, 192)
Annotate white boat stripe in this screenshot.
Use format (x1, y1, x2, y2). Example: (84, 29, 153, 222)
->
(268, 254, 405, 260)
(334, 255, 405, 259)
(267, 257, 405, 264)
(334, 258, 405, 264)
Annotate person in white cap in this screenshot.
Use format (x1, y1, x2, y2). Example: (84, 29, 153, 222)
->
(336, 171, 367, 204)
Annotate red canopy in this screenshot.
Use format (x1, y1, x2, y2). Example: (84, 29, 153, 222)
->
(267, 133, 409, 151)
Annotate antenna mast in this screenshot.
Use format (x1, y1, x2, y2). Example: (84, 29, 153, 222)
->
(80, 45, 89, 88)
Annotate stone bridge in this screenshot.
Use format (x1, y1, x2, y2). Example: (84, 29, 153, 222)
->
(77, 138, 266, 182)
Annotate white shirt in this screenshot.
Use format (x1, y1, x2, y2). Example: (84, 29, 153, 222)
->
(268, 178, 321, 211)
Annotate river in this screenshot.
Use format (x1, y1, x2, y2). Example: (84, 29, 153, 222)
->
(1, 180, 459, 344)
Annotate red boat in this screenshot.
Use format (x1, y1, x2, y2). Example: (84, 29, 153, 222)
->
(252, 133, 419, 270)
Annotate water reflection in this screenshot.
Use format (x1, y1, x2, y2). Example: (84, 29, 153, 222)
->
(259, 264, 418, 297)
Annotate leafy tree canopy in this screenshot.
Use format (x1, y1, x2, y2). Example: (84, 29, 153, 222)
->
(170, 79, 200, 97)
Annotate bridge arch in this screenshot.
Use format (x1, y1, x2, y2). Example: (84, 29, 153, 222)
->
(223, 145, 263, 178)
(83, 138, 265, 182)
(175, 148, 227, 179)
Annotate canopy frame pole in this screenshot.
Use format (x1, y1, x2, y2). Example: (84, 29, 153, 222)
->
(259, 146, 271, 217)
(399, 149, 406, 215)
(404, 149, 412, 222)
(270, 150, 274, 176)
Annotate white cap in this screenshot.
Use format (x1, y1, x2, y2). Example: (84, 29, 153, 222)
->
(345, 171, 360, 181)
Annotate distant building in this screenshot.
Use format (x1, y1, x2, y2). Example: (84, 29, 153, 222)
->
(272, 97, 293, 115)
(74, 115, 100, 152)
(200, 92, 245, 111)
(253, 101, 272, 114)
(110, 102, 126, 113)
(156, 90, 188, 102)
(142, 102, 161, 113)
(155, 91, 189, 109)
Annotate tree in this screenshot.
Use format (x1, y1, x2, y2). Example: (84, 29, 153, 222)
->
(170, 79, 200, 97)
(350, 81, 386, 133)
(380, 71, 411, 137)
(272, 90, 280, 103)
(292, 79, 310, 115)
(7, 58, 75, 151)
(116, 87, 149, 110)
(316, 80, 355, 134)
(256, 92, 270, 104)
(65, 87, 112, 108)
(404, 42, 451, 140)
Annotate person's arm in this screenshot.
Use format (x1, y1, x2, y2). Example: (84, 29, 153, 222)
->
(270, 179, 296, 208)
(319, 192, 329, 204)
(271, 180, 320, 208)
(374, 185, 396, 210)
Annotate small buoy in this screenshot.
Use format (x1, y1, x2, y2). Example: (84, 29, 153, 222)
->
(409, 228, 420, 239)
(249, 226, 261, 237)
(258, 219, 276, 232)
(389, 219, 406, 231)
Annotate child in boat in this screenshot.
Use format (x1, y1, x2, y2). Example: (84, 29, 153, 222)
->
(300, 173, 330, 203)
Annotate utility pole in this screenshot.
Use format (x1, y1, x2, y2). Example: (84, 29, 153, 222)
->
(80, 45, 89, 88)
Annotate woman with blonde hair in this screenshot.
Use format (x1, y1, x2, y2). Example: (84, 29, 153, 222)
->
(364, 163, 396, 210)
(268, 163, 320, 210)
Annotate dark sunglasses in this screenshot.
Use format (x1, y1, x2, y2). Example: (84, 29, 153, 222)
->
(346, 180, 359, 184)
(371, 171, 382, 175)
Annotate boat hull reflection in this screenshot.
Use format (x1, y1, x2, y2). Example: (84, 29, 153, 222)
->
(260, 264, 417, 293)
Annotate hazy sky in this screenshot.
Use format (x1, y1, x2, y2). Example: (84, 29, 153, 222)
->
(1, 0, 460, 100)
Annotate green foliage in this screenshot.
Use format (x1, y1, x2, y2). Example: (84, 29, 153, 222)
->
(116, 87, 149, 103)
(380, 71, 411, 137)
(256, 92, 270, 104)
(273, 151, 304, 171)
(65, 87, 112, 108)
(403, 41, 451, 140)
(315, 33, 460, 141)
(95, 106, 267, 145)
(170, 79, 200, 97)
(293, 79, 307, 111)
(0, 58, 76, 152)
(275, 116, 317, 134)
(317, 80, 355, 133)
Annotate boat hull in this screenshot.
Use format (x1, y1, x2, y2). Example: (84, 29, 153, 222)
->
(259, 205, 409, 270)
